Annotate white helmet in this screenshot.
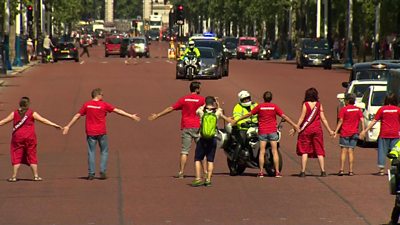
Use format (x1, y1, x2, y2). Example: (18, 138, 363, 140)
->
(188, 40, 195, 49)
(238, 90, 252, 107)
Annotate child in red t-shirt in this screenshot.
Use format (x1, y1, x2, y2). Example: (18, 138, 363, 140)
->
(334, 93, 364, 176)
(233, 91, 298, 178)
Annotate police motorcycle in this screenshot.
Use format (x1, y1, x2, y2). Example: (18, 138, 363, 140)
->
(387, 143, 400, 225)
(218, 119, 284, 176)
(183, 52, 199, 81)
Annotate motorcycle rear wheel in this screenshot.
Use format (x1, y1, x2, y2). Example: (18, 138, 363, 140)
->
(227, 158, 246, 176)
(264, 147, 283, 176)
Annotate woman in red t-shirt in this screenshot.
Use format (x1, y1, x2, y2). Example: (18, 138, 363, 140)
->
(0, 97, 62, 182)
(334, 93, 364, 176)
(291, 88, 335, 177)
(360, 93, 400, 175)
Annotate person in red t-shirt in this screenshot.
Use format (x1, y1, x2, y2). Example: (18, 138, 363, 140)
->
(233, 91, 298, 178)
(334, 93, 364, 176)
(360, 93, 400, 175)
(63, 88, 140, 180)
(0, 97, 62, 182)
(148, 81, 205, 178)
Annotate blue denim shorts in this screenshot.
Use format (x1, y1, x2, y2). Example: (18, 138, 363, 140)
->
(259, 132, 279, 142)
(339, 134, 359, 148)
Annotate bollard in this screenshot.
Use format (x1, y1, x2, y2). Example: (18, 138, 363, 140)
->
(0, 43, 6, 74)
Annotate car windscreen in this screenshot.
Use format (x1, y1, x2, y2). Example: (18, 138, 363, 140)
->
(194, 41, 223, 54)
(131, 39, 145, 44)
(225, 42, 237, 49)
(148, 30, 159, 35)
(107, 38, 121, 44)
(303, 40, 329, 50)
(371, 91, 386, 106)
(351, 84, 385, 98)
(354, 69, 390, 80)
(239, 40, 256, 46)
(199, 49, 215, 58)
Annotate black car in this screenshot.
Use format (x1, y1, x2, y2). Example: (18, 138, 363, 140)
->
(296, 38, 332, 69)
(346, 61, 400, 83)
(147, 29, 160, 41)
(193, 39, 229, 76)
(222, 37, 238, 59)
(176, 47, 222, 79)
(53, 42, 79, 62)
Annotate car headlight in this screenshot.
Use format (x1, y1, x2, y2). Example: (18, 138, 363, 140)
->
(326, 55, 331, 59)
(178, 63, 184, 68)
(368, 114, 375, 121)
(211, 64, 217, 68)
(303, 54, 308, 58)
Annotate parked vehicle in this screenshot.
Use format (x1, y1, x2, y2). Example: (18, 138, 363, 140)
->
(296, 38, 332, 69)
(347, 61, 400, 82)
(336, 80, 387, 120)
(176, 47, 222, 80)
(220, 120, 284, 176)
(105, 35, 122, 57)
(193, 39, 229, 76)
(53, 42, 79, 62)
(357, 85, 387, 143)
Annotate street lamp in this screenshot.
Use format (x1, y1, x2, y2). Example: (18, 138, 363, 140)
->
(344, 0, 353, 69)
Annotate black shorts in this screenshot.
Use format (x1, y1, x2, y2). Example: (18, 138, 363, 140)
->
(194, 138, 217, 162)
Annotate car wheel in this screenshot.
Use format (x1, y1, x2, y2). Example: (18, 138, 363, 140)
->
(75, 58, 79, 62)
(53, 58, 58, 63)
(146, 53, 150, 58)
(297, 63, 303, 69)
(105, 53, 109, 57)
(176, 70, 180, 79)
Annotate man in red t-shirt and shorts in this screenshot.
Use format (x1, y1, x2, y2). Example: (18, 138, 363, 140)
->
(234, 91, 298, 178)
(149, 81, 205, 178)
(63, 88, 140, 180)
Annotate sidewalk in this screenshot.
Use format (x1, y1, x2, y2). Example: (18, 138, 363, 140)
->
(0, 61, 40, 87)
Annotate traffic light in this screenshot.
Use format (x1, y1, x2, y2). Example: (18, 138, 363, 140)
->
(175, 4, 184, 25)
(27, 5, 33, 22)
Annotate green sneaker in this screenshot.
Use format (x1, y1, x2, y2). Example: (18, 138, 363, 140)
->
(204, 179, 212, 187)
(191, 179, 204, 187)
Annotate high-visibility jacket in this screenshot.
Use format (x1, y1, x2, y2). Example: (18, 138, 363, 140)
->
(180, 47, 201, 60)
(232, 102, 258, 130)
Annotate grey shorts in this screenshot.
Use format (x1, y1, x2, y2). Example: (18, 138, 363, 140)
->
(339, 134, 359, 148)
(259, 132, 279, 142)
(181, 128, 200, 154)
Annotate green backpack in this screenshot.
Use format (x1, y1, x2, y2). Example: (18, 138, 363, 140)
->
(200, 109, 218, 139)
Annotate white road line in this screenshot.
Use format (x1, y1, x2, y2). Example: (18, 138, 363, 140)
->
(80, 61, 85, 65)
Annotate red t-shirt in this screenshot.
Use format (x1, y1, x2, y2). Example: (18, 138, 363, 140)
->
(172, 93, 205, 129)
(338, 105, 363, 137)
(250, 102, 283, 135)
(79, 100, 115, 136)
(374, 105, 400, 138)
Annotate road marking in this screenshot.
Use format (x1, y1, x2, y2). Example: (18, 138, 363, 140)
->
(100, 61, 108, 64)
(145, 61, 151, 64)
(80, 61, 85, 65)
(165, 60, 173, 64)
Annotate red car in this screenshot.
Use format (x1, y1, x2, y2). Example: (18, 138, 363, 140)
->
(236, 37, 260, 59)
(105, 35, 122, 57)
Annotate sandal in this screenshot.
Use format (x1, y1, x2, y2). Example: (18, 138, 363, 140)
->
(348, 172, 354, 176)
(7, 177, 17, 182)
(33, 176, 42, 181)
(338, 170, 344, 176)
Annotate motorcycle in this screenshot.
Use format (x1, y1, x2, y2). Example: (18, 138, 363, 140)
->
(183, 53, 199, 81)
(218, 119, 285, 176)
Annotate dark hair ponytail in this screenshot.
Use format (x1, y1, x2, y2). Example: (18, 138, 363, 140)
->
(18, 97, 30, 117)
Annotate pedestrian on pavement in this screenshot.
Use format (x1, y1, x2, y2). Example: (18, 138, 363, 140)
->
(333, 93, 364, 176)
(27, 38, 34, 62)
(63, 88, 141, 180)
(290, 88, 335, 177)
(80, 37, 90, 58)
(233, 91, 299, 178)
(360, 93, 400, 176)
(191, 96, 233, 187)
(0, 97, 62, 182)
(148, 81, 205, 178)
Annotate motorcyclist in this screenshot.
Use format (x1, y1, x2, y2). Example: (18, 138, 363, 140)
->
(180, 40, 200, 60)
(231, 90, 258, 162)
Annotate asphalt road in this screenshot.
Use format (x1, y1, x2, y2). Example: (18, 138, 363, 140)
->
(0, 41, 393, 225)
